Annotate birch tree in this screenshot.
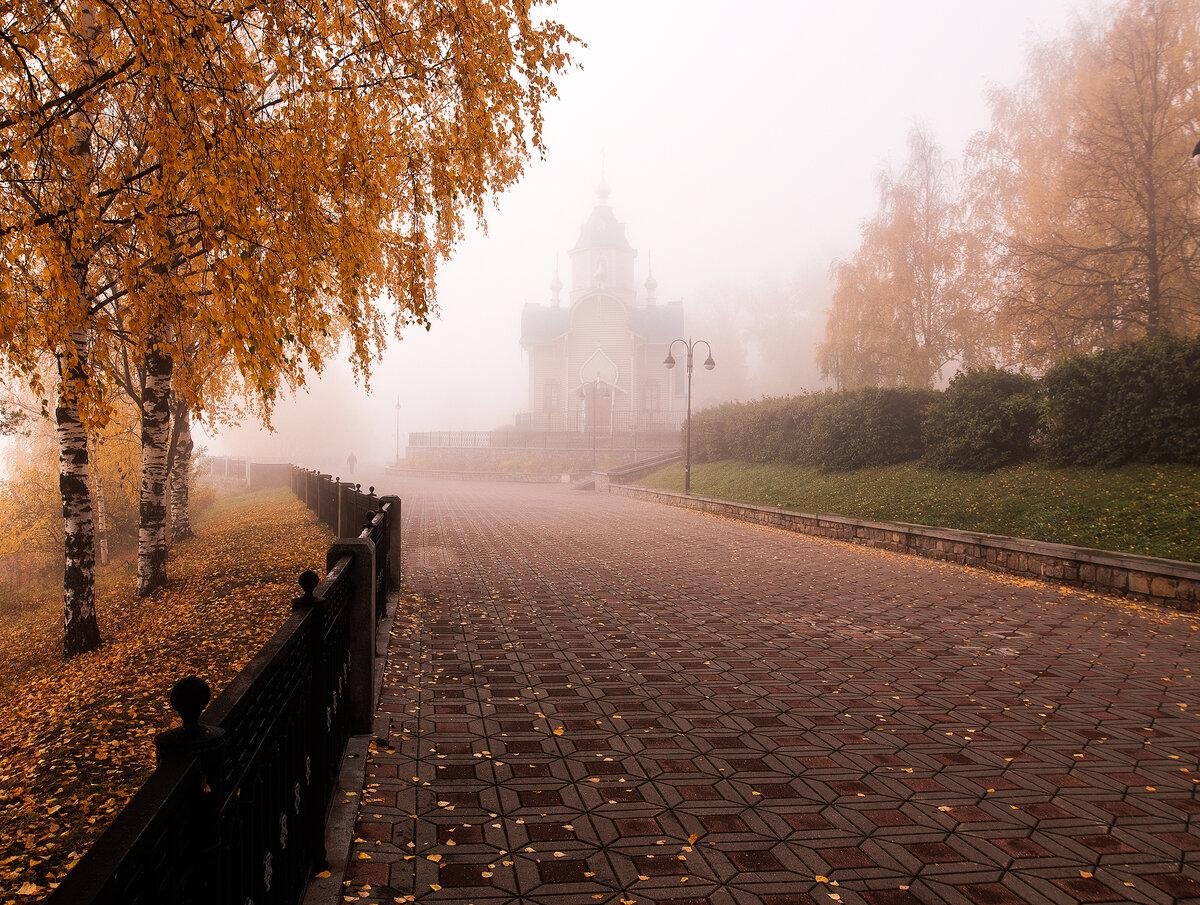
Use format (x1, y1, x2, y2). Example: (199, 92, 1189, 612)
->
(1, 0, 575, 648)
(820, 127, 978, 388)
(973, 0, 1200, 364)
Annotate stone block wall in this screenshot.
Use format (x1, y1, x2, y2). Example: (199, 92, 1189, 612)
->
(609, 484, 1200, 613)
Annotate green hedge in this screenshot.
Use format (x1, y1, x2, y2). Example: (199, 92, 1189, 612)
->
(1042, 335, 1200, 467)
(693, 388, 935, 470)
(692, 335, 1200, 472)
(922, 369, 1040, 471)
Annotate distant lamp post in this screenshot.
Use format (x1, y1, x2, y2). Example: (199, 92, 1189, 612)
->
(664, 337, 715, 494)
(578, 378, 611, 471)
(394, 398, 402, 465)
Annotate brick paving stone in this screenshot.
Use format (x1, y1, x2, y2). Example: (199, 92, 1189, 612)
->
(345, 478, 1200, 905)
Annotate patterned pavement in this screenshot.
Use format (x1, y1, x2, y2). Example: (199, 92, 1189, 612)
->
(342, 477, 1200, 905)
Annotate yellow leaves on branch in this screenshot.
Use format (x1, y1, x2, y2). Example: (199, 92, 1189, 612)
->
(819, 0, 1200, 385)
(0, 1, 577, 422)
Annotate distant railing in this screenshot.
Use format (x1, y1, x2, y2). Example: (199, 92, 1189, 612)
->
(408, 421, 684, 453)
(49, 467, 400, 905)
(201, 454, 247, 480)
(514, 409, 685, 433)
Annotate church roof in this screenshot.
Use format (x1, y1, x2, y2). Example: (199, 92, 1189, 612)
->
(629, 302, 684, 343)
(520, 303, 569, 347)
(573, 203, 633, 252)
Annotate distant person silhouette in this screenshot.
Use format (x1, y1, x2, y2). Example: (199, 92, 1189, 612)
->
(346, 452, 357, 476)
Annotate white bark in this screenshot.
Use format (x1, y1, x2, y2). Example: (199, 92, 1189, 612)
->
(137, 346, 173, 595)
(89, 436, 110, 566)
(59, 333, 102, 656)
(168, 404, 193, 542)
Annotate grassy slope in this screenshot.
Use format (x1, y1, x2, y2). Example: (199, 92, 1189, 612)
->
(0, 489, 332, 900)
(640, 461, 1200, 563)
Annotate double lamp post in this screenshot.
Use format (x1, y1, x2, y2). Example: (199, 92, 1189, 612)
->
(664, 337, 715, 495)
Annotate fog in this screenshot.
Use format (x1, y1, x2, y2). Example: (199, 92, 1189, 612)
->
(210, 0, 1088, 466)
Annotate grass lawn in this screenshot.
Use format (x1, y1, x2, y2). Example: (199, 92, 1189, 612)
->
(0, 488, 332, 901)
(640, 460, 1200, 563)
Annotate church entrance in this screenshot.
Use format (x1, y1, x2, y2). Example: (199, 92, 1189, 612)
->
(583, 383, 613, 434)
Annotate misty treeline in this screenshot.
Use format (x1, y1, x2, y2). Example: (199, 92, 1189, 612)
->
(0, 1, 574, 656)
(690, 271, 830, 405)
(821, 0, 1200, 388)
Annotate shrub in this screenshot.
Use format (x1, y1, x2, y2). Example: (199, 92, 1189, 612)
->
(692, 395, 822, 464)
(922, 369, 1041, 471)
(1042, 335, 1200, 466)
(694, 388, 936, 470)
(809, 387, 937, 470)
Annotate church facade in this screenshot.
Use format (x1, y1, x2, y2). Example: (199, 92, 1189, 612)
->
(519, 179, 685, 433)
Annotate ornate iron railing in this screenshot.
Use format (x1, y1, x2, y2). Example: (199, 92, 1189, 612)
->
(48, 467, 398, 905)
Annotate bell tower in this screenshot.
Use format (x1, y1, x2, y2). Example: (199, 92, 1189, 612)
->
(569, 172, 636, 302)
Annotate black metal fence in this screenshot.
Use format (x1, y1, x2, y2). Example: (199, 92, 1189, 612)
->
(49, 467, 399, 905)
(292, 467, 400, 619)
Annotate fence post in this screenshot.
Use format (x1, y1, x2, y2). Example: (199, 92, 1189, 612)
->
(155, 676, 226, 902)
(340, 486, 353, 540)
(326, 539, 376, 733)
(335, 477, 343, 537)
(291, 569, 329, 869)
(379, 495, 402, 587)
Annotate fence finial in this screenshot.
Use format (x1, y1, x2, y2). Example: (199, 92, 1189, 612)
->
(170, 675, 210, 730)
(368, 486, 375, 497)
(156, 675, 225, 766)
(293, 569, 320, 609)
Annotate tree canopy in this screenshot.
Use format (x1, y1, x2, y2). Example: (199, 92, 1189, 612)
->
(822, 0, 1200, 385)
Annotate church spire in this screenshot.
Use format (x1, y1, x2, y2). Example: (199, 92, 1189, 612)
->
(644, 251, 658, 304)
(596, 152, 611, 205)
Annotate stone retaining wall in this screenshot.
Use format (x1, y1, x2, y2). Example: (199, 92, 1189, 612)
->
(609, 484, 1200, 613)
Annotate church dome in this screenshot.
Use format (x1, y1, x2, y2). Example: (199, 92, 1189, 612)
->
(573, 175, 633, 252)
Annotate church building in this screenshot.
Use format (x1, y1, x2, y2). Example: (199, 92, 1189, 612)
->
(519, 178, 685, 433)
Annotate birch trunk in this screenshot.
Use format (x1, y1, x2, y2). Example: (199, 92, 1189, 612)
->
(59, 334, 102, 656)
(137, 346, 173, 596)
(168, 404, 194, 542)
(89, 436, 110, 566)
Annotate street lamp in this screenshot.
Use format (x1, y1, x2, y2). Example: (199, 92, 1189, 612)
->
(664, 337, 715, 495)
(578, 378, 610, 471)
(394, 398, 402, 465)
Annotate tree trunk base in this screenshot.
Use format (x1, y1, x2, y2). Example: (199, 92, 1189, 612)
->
(64, 617, 102, 658)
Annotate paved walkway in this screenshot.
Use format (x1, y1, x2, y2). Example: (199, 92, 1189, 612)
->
(344, 478, 1200, 905)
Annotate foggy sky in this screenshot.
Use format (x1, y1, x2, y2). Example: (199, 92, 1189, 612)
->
(209, 0, 1093, 464)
